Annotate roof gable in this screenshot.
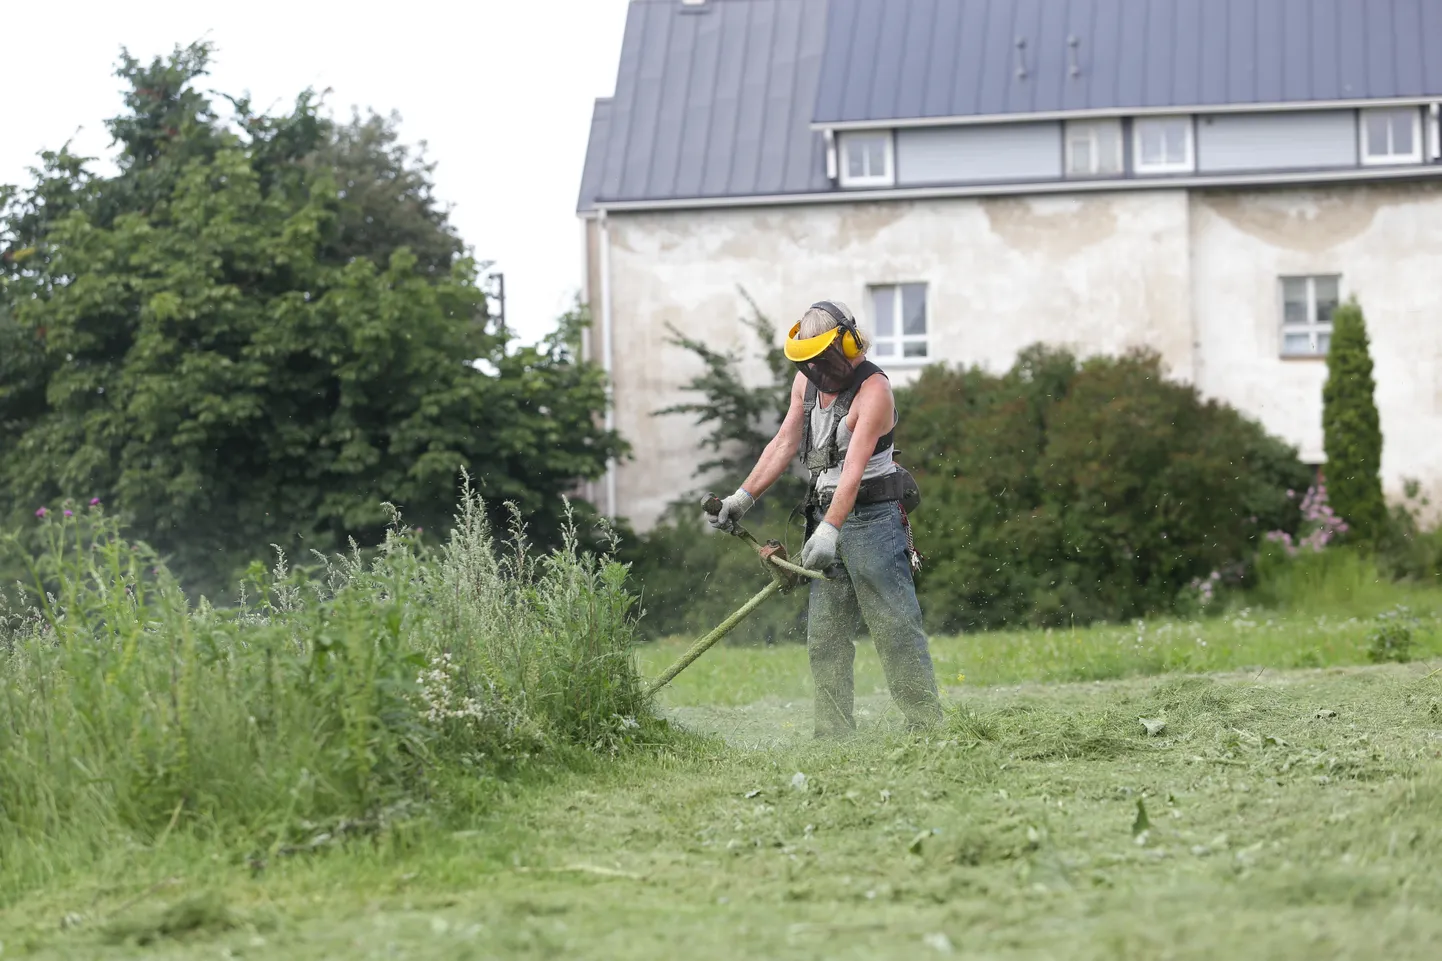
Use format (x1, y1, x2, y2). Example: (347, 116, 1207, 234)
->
(580, 0, 831, 210)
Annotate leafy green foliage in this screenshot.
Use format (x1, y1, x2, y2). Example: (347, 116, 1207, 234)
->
(1366, 606, 1417, 664)
(899, 346, 1313, 632)
(0, 485, 656, 891)
(1322, 299, 1386, 540)
(651, 288, 806, 514)
(0, 44, 621, 595)
(1377, 485, 1442, 584)
(625, 292, 808, 643)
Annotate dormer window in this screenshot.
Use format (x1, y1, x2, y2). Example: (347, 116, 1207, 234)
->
(1065, 119, 1124, 177)
(1133, 116, 1194, 175)
(1361, 108, 1422, 165)
(839, 131, 894, 188)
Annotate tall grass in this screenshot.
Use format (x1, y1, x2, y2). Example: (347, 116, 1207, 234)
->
(0, 484, 654, 897)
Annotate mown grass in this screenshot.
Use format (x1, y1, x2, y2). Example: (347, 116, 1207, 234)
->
(2, 665, 1440, 959)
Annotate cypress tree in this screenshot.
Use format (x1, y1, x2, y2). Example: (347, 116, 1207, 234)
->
(1321, 298, 1386, 539)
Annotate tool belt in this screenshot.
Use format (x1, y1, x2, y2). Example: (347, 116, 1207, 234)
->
(810, 466, 921, 514)
(805, 467, 925, 577)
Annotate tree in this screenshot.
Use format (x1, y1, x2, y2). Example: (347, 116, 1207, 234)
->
(1322, 299, 1385, 540)
(0, 43, 623, 595)
(651, 288, 806, 515)
(623, 292, 808, 644)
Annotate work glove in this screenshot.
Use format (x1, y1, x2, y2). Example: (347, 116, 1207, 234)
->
(799, 521, 840, 572)
(708, 488, 755, 531)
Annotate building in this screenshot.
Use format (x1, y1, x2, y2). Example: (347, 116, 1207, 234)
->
(577, 0, 1442, 531)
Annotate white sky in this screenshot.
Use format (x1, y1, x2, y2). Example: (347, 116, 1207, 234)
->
(1, 0, 631, 344)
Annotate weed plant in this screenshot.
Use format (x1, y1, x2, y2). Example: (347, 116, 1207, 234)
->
(0, 483, 655, 899)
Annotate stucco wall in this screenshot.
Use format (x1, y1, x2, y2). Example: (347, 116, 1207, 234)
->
(1189, 182, 1442, 513)
(591, 182, 1442, 531)
(598, 191, 1196, 530)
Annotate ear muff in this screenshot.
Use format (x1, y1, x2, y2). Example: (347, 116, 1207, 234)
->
(809, 301, 864, 359)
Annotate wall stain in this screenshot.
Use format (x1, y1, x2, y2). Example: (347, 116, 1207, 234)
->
(981, 195, 1121, 257)
(1197, 183, 1441, 253)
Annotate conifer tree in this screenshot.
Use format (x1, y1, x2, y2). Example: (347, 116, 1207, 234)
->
(1322, 299, 1386, 540)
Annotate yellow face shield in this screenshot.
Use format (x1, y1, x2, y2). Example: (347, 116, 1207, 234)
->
(784, 323, 843, 363)
(784, 322, 860, 394)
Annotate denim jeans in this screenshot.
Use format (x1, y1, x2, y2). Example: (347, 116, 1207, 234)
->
(807, 501, 942, 735)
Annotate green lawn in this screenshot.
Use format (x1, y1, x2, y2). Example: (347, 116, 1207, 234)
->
(640, 595, 1442, 710)
(5, 604, 1442, 959)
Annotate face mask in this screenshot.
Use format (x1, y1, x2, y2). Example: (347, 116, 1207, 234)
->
(791, 336, 858, 393)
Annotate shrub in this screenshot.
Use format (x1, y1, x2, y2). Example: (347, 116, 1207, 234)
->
(1264, 481, 1348, 554)
(1377, 480, 1442, 583)
(1367, 606, 1417, 664)
(898, 346, 1313, 632)
(0, 483, 654, 892)
(1322, 299, 1385, 540)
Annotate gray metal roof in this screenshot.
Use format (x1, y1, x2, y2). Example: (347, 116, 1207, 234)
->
(577, 98, 613, 213)
(579, 0, 1442, 211)
(815, 0, 1442, 125)
(579, 0, 831, 211)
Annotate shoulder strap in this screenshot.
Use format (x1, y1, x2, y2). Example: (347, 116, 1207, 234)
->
(836, 362, 895, 457)
(801, 380, 819, 469)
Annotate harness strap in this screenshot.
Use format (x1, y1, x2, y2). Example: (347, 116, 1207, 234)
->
(802, 362, 894, 476)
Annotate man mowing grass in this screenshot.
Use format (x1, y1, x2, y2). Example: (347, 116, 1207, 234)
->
(707, 301, 943, 737)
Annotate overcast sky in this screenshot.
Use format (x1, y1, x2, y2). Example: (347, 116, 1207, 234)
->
(1, 0, 631, 344)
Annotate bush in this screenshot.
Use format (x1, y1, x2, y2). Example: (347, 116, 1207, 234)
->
(899, 346, 1313, 632)
(1322, 299, 1386, 540)
(1367, 606, 1417, 664)
(0, 483, 655, 893)
(1377, 480, 1442, 583)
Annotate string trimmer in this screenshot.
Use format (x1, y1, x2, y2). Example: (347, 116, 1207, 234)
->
(643, 494, 840, 697)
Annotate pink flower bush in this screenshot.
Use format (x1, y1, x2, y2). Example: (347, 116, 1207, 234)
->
(1266, 480, 1348, 555)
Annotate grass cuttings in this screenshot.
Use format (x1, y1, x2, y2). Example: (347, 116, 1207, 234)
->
(4, 665, 1440, 960)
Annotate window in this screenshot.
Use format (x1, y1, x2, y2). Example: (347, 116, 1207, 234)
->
(869, 283, 928, 360)
(1361, 107, 1422, 165)
(1133, 116, 1194, 174)
(839, 132, 894, 188)
(1280, 275, 1340, 357)
(1065, 119, 1124, 177)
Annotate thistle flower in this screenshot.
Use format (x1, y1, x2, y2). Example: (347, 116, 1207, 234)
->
(89, 497, 101, 506)
(63, 509, 74, 518)
(35, 506, 48, 518)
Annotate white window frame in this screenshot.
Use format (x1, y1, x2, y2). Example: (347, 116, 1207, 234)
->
(1279, 274, 1341, 358)
(838, 131, 895, 188)
(868, 283, 929, 363)
(1065, 119, 1124, 177)
(1132, 116, 1195, 175)
(1360, 107, 1423, 166)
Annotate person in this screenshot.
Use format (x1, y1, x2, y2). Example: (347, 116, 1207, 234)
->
(706, 300, 943, 736)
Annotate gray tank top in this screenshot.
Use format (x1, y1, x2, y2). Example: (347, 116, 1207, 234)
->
(810, 397, 896, 492)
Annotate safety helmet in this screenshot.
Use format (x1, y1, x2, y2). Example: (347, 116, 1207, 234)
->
(785, 301, 865, 393)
